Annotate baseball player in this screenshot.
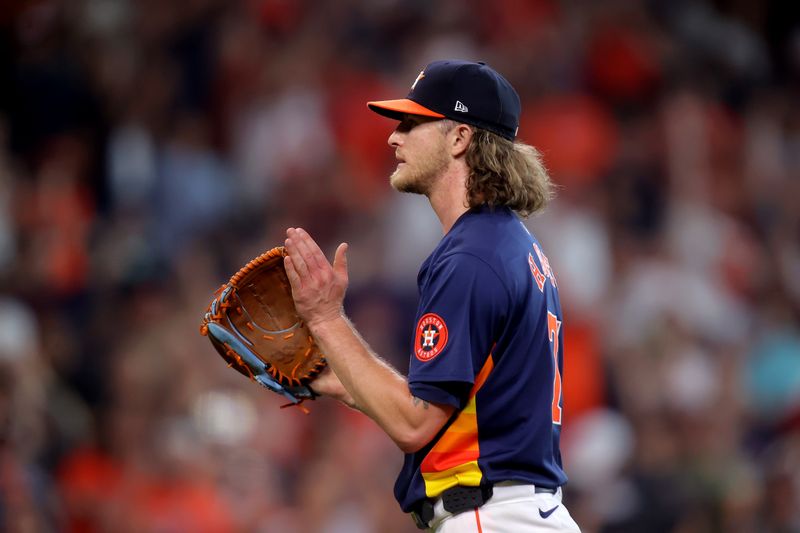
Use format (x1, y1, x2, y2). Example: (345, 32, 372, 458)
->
(284, 60, 580, 532)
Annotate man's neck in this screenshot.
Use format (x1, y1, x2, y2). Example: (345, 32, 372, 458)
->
(427, 163, 471, 234)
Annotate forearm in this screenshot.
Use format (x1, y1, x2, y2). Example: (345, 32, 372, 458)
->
(310, 315, 447, 452)
(282, 228, 452, 450)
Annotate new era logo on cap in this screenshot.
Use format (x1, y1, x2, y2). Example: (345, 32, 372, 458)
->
(367, 60, 521, 140)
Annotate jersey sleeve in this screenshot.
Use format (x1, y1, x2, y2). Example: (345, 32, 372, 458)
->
(408, 252, 509, 408)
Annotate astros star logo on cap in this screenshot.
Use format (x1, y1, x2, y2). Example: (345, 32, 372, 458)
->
(411, 70, 425, 90)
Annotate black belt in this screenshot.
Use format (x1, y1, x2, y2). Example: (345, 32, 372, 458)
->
(410, 484, 557, 530)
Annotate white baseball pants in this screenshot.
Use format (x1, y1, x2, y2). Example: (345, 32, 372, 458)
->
(426, 482, 581, 532)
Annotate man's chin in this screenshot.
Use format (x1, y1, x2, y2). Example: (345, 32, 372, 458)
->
(390, 166, 432, 195)
(390, 169, 413, 193)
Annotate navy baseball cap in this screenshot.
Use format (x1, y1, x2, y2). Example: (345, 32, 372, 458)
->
(368, 60, 521, 140)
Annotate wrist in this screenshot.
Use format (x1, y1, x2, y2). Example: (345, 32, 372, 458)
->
(307, 311, 347, 335)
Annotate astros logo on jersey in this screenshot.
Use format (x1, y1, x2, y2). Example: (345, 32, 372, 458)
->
(415, 313, 448, 362)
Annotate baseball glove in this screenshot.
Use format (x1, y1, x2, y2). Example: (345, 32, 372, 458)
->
(200, 247, 326, 409)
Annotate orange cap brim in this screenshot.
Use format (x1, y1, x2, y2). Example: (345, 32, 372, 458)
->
(367, 99, 445, 120)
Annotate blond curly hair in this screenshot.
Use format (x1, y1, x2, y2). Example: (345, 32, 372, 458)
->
(440, 120, 553, 217)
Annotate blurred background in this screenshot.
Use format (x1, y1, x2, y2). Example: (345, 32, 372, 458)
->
(0, 0, 799, 531)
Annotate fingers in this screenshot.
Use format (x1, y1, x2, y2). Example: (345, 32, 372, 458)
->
(333, 242, 349, 280)
(287, 243, 310, 277)
(285, 228, 333, 274)
(284, 227, 299, 255)
(284, 228, 310, 276)
(289, 228, 329, 271)
(283, 255, 303, 290)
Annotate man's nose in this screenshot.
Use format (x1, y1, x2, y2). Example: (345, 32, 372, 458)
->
(388, 128, 402, 148)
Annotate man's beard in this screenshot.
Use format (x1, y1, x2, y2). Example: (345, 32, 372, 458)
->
(390, 150, 449, 196)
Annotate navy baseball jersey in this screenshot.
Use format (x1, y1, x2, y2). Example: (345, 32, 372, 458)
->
(394, 204, 568, 512)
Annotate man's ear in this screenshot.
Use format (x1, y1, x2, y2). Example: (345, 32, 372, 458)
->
(448, 124, 474, 158)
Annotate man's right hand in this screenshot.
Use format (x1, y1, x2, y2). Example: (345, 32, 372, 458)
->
(283, 227, 349, 330)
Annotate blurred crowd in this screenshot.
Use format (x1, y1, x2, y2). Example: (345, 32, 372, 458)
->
(1, 0, 799, 531)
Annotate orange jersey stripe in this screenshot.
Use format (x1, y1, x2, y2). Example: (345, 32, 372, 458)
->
(421, 449, 480, 472)
(427, 424, 480, 452)
(446, 410, 477, 432)
(471, 352, 495, 395)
